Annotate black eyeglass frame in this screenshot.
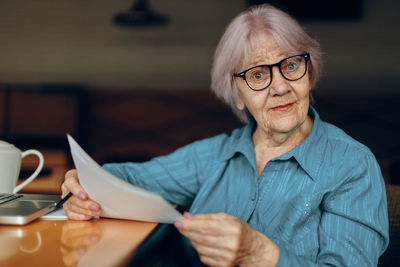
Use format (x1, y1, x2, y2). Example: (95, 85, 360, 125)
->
(233, 53, 310, 91)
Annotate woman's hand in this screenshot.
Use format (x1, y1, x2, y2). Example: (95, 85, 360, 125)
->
(61, 169, 101, 220)
(175, 212, 279, 267)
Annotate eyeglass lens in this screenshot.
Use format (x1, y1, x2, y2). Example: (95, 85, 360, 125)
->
(245, 55, 307, 90)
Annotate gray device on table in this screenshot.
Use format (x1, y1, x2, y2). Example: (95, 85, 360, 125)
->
(0, 193, 61, 225)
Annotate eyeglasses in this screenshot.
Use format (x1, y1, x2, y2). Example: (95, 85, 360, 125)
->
(233, 53, 310, 91)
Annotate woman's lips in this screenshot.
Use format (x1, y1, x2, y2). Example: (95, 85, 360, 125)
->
(271, 103, 294, 111)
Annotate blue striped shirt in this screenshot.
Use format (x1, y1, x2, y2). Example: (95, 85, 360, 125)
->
(103, 106, 389, 266)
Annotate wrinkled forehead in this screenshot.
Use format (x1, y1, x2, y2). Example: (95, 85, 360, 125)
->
(250, 33, 284, 63)
(238, 30, 300, 70)
(239, 31, 282, 70)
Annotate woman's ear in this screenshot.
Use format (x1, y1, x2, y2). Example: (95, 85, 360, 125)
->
(235, 97, 245, 111)
(233, 86, 245, 110)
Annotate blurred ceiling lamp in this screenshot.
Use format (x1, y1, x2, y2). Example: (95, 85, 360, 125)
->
(113, 0, 169, 27)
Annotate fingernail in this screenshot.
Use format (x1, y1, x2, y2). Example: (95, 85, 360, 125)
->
(78, 192, 86, 200)
(89, 204, 98, 211)
(174, 221, 183, 231)
(92, 211, 101, 216)
(184, 211, 194, 217)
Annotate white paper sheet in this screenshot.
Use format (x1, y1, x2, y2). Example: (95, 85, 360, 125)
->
(41, 208, 68, 220)
(67, 135, 183, 224)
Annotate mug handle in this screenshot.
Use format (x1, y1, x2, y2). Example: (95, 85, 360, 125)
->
(12, 149, 44, 194)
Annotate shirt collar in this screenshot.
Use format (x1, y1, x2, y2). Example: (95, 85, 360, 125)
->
(220, 106, 326, 180)
(220, 117, 257, 169)
(276, 105, 325, 180)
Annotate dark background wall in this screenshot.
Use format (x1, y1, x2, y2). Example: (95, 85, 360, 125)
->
(0, 0, 398, 93)
(0, 0, 399, 185)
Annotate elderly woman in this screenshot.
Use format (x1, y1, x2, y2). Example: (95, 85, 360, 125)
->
(61, 4, 389, 267)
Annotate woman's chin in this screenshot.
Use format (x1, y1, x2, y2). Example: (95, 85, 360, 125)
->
(269, 120, 302, 135)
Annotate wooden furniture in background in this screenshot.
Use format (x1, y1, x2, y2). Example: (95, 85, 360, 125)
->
(0, 83, 88, 151)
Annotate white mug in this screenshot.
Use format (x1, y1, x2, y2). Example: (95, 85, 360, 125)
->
(0, 140, 44, 194)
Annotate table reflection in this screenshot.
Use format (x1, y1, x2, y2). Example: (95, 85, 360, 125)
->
(60, 221, 102, 266)
(0, 221, 51, 263)
(0, 218, 157, 267)
(60, 219, 157, 267)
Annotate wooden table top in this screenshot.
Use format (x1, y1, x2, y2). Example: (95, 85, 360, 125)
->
(0, 218, 157, 267)
(3, 152, 158, 266)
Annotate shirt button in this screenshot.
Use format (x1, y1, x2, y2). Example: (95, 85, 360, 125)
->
(251, 193, 256, 201)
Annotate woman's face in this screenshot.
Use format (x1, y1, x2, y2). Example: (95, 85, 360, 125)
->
(235, 32, 311, 138)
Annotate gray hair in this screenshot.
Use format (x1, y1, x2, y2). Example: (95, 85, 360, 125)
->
(210, 4, 322, 122)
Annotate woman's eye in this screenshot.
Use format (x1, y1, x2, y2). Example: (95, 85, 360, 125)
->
(286, 62, 298, 71)
(248, 68, 268, 80)
(252, 72, 264, 79)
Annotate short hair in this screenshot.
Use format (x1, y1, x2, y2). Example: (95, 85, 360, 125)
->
(210, 4, 323, 122)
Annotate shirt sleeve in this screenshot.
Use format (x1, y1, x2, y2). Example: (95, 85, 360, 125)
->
(277, 150, 389, 266)
(102, 141, 207, 208)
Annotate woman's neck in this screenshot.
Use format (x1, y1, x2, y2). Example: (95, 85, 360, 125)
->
(252, 116, 313, 177)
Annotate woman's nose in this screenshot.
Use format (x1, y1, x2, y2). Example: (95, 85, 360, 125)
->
(269, 66, 291, 96)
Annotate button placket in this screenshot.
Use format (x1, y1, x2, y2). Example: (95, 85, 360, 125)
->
(257, 163, 278, 203)
(243, 168, 259, 222)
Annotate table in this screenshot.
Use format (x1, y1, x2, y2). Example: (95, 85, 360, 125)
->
(3, 152, 204, 266)
(0, 218, 157, 266)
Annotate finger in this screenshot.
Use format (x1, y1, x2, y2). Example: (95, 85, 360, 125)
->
(180, 216, 238, 237)
(63, 203, 99, 220)
(64, 200, 95, 220)
(65, 209, 93, 221)
(67, 195, 101, 213)
(62, 169, 87, 200)
(182, 230, 228, 249)
(65, 199, 100, 218)
(179, 218, 217, 235)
